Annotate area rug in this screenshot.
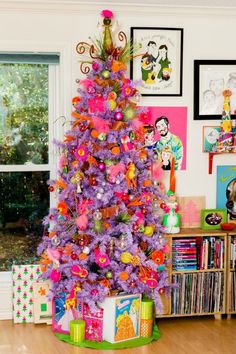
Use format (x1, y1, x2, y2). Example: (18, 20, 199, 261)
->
(55, 323, 161, 349)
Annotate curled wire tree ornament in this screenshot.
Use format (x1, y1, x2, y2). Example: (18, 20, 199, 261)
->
(76, 41, 100, 74)
(117, 31, 127, 56)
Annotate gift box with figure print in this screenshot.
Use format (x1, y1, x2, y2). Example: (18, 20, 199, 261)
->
(52, 291, 78, 334)
(99, 293, 141, 343)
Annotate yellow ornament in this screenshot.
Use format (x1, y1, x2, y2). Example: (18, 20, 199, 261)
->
(120, 252, 133, 264)
(109, 99, 117, 111)
(144, 225, 155, 237)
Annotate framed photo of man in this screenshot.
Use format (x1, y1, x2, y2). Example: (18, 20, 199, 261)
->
(141, 106, 187, 170)
(130, 27, 183, 96)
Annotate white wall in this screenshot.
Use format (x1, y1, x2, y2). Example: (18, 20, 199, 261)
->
(0, 1, 236, 318)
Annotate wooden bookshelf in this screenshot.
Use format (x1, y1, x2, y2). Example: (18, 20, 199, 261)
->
(226, 231, 236, 317)
(157, 228, 228, 320)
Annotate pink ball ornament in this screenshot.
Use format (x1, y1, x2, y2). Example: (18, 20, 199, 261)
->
(92, 61, 99, 71)
(114, 112, 123, 121)
(98, 161, 106, 172)
(50, 269, 61, 282)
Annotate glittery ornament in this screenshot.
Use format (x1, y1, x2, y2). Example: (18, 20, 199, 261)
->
(93, 210, 103, 221)
(117, 234, 128, 250)
(83, 246, 90, 254)
(51, 236, 60, 246)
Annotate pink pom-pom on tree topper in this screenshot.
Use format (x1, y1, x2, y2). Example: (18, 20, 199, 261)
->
(101, 9, 113, 18)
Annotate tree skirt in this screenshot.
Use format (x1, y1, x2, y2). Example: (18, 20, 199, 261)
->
(54, 323, 161, 350)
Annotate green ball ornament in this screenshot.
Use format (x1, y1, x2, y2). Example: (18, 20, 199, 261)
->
(105, 271, 113, 279)
(98, 133, 107, 141)
(124, 106, 136, 120)
(94, 220, 103, 232)
(138, 225, 145, 233)
(102, 70, 110, 79)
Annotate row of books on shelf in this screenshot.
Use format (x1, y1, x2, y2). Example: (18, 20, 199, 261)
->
(172, 237, 224, 271)
(230, 237, 236, 269)
(171, 272, 224, 315)
(229, 272, 236, 312)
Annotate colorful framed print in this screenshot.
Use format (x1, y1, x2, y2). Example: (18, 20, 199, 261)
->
(202, 126, 236, 153)
(194, 60, 236, 120)
(130, 27, 183, 96)
(202, 126, 221, 152)
(216, 165, 236, 222)
(201, 208, 227, 230)
(140, 106, 187, 170)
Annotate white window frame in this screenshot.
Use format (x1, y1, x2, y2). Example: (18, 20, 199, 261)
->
(0, 40, 71, 319)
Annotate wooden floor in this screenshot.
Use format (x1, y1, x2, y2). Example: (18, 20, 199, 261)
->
(0, 316, 236, 354)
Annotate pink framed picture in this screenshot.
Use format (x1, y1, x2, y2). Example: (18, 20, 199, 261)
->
(140, 106, 187, 170)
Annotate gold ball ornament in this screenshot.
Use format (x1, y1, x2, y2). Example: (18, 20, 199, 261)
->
(120, 252, 133, 264)
(144, 225, 155, 237)
(109, 99, 117, 110)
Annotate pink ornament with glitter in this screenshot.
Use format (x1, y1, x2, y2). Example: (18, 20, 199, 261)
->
(50, 269, 61, 282)
(92, 116, 110, 134)
(88, 96, 105, 114)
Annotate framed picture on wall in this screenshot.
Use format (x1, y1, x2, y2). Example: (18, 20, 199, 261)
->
(194, 60, 236, 120)
(130, 27, 183, 96)
(201, 208, 227, 230)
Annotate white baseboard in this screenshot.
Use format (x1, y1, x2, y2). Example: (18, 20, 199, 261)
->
(0, 272, 13, 320)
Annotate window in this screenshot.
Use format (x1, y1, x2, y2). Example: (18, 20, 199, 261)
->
(0, 53, 59, 271)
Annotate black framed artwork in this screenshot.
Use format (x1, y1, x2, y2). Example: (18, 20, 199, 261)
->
(194, 60, 236, 120)
(130, 27, 183, 96)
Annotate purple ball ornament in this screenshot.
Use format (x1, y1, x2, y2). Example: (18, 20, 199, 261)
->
(98, 161, 106, 172)
(114, 112, 123, 121)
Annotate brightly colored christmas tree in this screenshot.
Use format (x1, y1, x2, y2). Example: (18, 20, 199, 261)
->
(38, 10, 169, 312)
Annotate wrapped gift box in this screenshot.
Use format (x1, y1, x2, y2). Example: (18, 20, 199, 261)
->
(99, 293, 141, 343)
(12, 264, 41, 324)
(140, 319, 153, 337)
(52, 292, 78, 334)
(33, 280, 52, 325)
(82, 303, 104, 342)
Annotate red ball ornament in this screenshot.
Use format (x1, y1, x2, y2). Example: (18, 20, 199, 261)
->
(98, 161, 106, 172)
(114, 112, 123, 121)
(79, 124, 88, 132)
(71, 253, 77, 260)
(141, 206, 148, 215)
(129, 280, 136, 288)
(159, 288, 165, 295)
(160, 202, 166, 210)
(121, 193, 129, 203)
(133, 223, 139, 232)
(78, 239, 85, 247)
(48, 186, 54, 192)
